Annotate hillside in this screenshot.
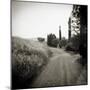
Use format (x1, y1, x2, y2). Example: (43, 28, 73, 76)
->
(12, 37, 52, 89)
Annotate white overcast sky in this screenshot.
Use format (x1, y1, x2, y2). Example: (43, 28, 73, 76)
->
(12, 1, 73, 39)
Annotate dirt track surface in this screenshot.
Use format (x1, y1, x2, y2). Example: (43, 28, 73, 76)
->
(30, 48, 87, 88)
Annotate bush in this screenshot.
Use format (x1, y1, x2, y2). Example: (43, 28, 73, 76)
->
(65, 42, 75, 51)
(59, 37, 68, 47)
(47, 33, 58, 47)
(71, 34, 80, 51)
(65, 34, 80, 52)
(37, 37, 45, 42)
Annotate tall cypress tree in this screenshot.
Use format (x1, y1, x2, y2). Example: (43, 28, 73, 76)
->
(68, 17, 71, 41)
(59, 26, 62, 48)
(59, 26, 61, 41)
(68, 30, 71, 41)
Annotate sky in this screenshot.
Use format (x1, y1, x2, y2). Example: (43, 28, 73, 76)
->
(12, 1, 73, 39)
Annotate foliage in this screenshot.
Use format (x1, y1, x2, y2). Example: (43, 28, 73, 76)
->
(59, 37, 68, 47)
(65, 34, 80, 52)
(47, 33, 58, 47)
(12, 37, 52, 89)
(51, 38, 59, 47)
(69, 5, 87, 60)
(59, 29, 61, 40)
(71, 5, 80, 35)
(37, 37, 45, 42)
(71, 34, 80, 50)
(79, 6, 87, 59)
(65, 42, 74, 51)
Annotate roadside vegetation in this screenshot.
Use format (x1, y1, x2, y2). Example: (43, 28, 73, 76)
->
(12, 37, 52, 89)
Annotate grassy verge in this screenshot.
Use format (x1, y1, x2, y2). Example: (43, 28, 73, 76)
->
(12, 37, 52, 89)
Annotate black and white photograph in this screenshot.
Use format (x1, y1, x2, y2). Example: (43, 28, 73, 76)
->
(12, 0, 88, 89)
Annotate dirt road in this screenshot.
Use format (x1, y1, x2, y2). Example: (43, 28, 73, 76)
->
(30, 48, 87, 88)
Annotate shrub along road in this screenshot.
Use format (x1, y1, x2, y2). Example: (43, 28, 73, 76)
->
(30, 48, 87, 88)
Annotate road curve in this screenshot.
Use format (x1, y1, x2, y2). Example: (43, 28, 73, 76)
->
(30, 48, 87, 88)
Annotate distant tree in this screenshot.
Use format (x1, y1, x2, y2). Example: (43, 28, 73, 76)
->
(51, 38, 59, 47)
(58, 26, 62, 48)
(59, 26, 61, 41)
(68, 17, 71, 41)
(47, 33, 58, 47)
(68, 29, 71, 41)
(37, 37, 45, 42)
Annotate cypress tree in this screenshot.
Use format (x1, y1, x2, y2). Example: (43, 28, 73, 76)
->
(59, 26, 61, 41)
